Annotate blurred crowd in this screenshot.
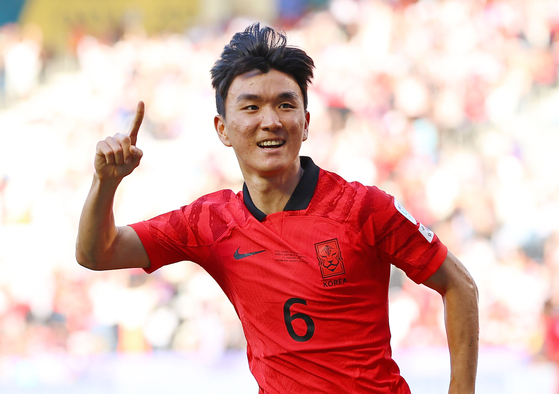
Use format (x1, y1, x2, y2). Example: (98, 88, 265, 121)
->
(1, 0, 559, 386)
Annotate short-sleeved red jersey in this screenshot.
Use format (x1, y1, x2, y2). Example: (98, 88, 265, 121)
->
(129, 157, 447, 393)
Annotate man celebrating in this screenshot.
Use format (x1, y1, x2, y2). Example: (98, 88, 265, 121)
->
(77, 23, 478, 393)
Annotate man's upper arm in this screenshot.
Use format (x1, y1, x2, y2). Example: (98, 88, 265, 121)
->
(99, 225, 150, 271)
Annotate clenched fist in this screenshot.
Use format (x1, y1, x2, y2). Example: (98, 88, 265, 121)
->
(95, 101, 144, 181)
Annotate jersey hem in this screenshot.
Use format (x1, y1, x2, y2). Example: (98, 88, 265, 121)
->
(411, 243, 448, 284)
(128, 222, 160, 274)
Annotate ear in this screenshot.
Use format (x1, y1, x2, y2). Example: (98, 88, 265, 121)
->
(302, 111, 310, 141)
(214, 115, 232, 147)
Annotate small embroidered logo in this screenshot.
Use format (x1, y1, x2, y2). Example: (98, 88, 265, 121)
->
(234, 248, 266, 260)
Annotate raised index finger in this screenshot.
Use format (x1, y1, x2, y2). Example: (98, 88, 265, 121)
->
(128, 101, 145, 146)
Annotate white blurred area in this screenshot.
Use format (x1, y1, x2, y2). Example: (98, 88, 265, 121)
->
(1, 0, 559, 392)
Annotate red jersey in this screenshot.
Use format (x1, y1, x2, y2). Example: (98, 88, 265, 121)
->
(129, 157, 447, 393)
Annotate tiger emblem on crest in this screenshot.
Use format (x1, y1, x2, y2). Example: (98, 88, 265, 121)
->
(315, 238, 345, 279)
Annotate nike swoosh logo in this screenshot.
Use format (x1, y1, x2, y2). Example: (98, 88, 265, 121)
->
(234, 247, 266, 260)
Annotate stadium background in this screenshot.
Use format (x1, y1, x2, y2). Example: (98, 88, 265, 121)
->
(1, 0, 559, 392)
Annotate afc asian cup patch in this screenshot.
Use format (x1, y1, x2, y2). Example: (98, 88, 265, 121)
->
(394, 199, 417, 225)
(315, 238, 345, 279)
(419, 223, 435, 243)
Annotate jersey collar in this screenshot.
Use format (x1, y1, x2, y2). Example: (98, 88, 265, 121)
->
(242, 156, 320, 222)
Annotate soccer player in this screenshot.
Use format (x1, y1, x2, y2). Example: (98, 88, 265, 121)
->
(76, 23, 479, 393)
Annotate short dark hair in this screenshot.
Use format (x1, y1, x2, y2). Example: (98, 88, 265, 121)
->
(210, 23, 315, 117)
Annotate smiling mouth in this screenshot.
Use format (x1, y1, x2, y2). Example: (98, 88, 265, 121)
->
(258, 140, 285, 148)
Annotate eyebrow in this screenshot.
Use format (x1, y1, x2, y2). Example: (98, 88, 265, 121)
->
(235, 91, 300, 103)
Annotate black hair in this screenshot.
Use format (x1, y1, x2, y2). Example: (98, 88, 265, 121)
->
(210, 23, 315, 117)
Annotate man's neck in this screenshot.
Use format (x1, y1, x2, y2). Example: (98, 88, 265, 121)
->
(243, 162, 304, 216)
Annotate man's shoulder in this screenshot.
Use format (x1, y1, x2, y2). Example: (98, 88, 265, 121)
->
(193, 188, 241, 204)
(165, 188, 248, 243)
(197, 189, 239, 202)
(317, 168, 389, 202)
(310, 169, 392, 225)
(185, 188, 249, 221)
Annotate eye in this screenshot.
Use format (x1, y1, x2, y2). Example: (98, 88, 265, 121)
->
(243, 105, 259, 111)
(279, 103, 294, 109)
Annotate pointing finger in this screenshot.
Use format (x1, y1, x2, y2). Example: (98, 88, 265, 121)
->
(128, 101, 145, 146)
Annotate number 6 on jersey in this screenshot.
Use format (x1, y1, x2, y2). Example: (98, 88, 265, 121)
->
(283, 298, 315, 342)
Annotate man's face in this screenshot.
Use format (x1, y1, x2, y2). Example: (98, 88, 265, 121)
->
(214, 69, 310, 180)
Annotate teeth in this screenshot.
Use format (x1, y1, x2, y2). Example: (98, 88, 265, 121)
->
(259, 140, 284, 147)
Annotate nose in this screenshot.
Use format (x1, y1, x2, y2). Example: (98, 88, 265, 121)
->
(260, 107, 281, 131)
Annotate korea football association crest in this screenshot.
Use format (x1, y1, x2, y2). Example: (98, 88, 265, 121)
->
(315, 238, 345, 279)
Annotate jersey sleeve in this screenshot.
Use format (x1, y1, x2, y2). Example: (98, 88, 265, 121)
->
(128, 190, 239, 274)
(128, 208, 203, 274)
(361, 187, 447, 284)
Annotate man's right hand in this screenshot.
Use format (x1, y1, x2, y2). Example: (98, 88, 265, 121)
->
(77, 100, 150, 271)
(94, 101, 145, 181)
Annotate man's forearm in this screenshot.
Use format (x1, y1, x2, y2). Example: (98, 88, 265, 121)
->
(444, 279, 479, 393)
(76, 175, 121, 270)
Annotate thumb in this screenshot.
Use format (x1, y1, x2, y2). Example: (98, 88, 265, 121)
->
(130, 145, 143, 160)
